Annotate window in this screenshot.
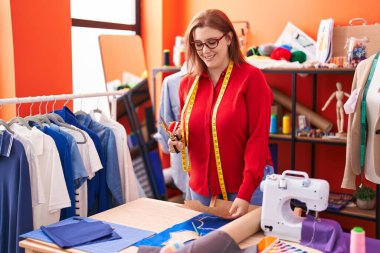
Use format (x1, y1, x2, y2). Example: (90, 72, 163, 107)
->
(70, 0, 139, 115)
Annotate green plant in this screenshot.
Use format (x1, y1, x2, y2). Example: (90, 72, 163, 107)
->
(354, 186, 375, 201)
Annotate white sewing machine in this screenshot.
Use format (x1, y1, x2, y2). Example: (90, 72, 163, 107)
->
(260, 170, 329, 242)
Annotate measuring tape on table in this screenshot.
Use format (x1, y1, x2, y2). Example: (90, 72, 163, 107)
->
(181, 60, 234, 200)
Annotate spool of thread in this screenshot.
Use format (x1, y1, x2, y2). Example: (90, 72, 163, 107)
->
(258, 44, 276, 56)
(291, 51, 307, 63)
(282, 114, 291, 134)
(270, 47, 292, 61)
(163, 49, 170, 66)
(350, 227, 365, 253)
(270, 114, 278, 134)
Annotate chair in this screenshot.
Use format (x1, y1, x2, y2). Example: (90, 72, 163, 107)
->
(99, 35, 166, 200)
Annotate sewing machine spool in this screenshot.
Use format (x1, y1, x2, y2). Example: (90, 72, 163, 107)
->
(260, 170, 329, 242)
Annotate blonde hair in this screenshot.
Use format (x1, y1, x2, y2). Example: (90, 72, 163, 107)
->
(184, 9, 246, 77)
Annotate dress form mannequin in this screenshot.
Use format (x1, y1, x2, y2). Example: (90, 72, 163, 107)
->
(364, 58, 380, 183)
(321, 82, 350, 136)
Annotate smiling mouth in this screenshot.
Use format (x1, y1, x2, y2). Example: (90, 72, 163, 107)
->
(203, 54, 215, 61)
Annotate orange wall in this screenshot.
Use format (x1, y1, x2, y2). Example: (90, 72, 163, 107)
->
(10, 0, 72, 117)
(0, 0, 16, 120)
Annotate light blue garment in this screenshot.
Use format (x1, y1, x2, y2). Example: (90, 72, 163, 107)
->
(75, 114, 123, 206)
(50, 124, 88, 189)
(189, 165, 274, 206)
(156, 64, 189, 197)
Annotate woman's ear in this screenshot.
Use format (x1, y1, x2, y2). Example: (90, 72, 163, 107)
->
(226, 31, 233, 46)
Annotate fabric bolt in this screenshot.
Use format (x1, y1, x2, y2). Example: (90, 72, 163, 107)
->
(89, 110, 140, 202)
(54, 107, 107, 214)
(50, 124, 89, 189)
(156, 64, 190, 196)
(134, 213, 230, 247)
(301, 215, 347, 253)
(137, 230, 257, 253)
(42, 126, 76, 219)
(76, 113, 123, 207)
(179, 62, 273, 201)
(60, 126, 102, 217)
(41, 219, 120, 248)
(10, 124, 71, 229)
(0, 130, 33, 253)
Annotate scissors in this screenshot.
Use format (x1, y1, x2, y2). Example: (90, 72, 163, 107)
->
(160, 116, 180, 153)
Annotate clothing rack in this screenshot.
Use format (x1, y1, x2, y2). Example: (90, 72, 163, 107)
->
(0, 90, 127, 105)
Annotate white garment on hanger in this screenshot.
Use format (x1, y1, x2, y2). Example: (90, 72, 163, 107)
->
(10, 124, 70, 229)
(364, 58, 380, 183)
(89, 110, 140, 202)
(60, 126, 102, 217)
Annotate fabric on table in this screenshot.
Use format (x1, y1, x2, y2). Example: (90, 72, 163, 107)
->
(40, 219, 120, 248)
(301, 215, 347, 253)
(137, 230, 257, 253)
(134, 213, 230, 247)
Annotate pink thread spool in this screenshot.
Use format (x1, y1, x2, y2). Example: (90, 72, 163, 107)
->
(350, 227, 365, 253)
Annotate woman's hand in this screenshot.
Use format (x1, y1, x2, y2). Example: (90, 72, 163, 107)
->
(168, 128, 184, 153)
(228, 198, 249, 219)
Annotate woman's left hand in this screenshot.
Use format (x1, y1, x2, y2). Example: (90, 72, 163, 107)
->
(228, 198, 249, 219)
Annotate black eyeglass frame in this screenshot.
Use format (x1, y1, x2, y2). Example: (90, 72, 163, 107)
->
(191, 33, 227, 51)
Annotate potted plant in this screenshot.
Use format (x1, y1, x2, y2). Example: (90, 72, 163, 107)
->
(354, 186, 375, 210)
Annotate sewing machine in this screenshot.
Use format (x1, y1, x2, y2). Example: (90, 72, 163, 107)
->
(260, 170, 329, 242)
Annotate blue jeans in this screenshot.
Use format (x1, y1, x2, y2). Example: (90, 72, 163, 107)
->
(188, 165, 274, 206)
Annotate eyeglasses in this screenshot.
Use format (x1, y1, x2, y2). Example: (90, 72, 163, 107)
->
(191, 33, 226, 51)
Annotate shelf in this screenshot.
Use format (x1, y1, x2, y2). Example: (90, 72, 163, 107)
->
(270, 134, 347, 145)
(326, 206, 376, 221)
(262, 68, 355, 74)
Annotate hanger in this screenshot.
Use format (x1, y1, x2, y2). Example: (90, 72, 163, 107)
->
(35, 99, 51, 125)
(75, 98, 88, 116)
(8, 98, 32, 130)
(47, 95, 87, 144)
(0, 105, 15, 134)
(24, 99, 44, 128)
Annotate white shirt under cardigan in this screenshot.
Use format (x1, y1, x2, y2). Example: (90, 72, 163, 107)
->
(60, 126, 102, 217)
(89, 110, 142, 202)
(10, 124, 70, 229)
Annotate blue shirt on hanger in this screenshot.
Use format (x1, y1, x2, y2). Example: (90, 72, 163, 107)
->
(76, 114, 123, 207)
(50, 124, 88, 189)
(54, 107, 107, 215)
(42, 126, 76, 220)
(0, 130, 33, 253)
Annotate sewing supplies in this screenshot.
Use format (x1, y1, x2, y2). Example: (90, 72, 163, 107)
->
(163, 49, 170, 66)
(191, 222, 200, 236)
(350, 227, 365, 253)
(160, 117, 180, 153)
(267, 240, 309, 253)
(270, 114, 278, 134)
(282, 114, 291, 134)
(261, 170, 329, 242)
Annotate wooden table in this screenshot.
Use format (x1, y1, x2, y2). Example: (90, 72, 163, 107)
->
(19, 198, 320, 253)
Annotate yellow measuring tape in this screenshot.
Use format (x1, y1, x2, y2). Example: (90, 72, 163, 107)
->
(181, 61, 234, 200)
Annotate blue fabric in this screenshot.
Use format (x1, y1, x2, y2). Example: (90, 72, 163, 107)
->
(50, 124, 88, 189)
(0, 131, 33, 253)
(41, 219, 120, 248)
(134, 213, 230, 247)
(54, 107, 107, 214)
(149, 150, 166, 196)
(42, 126, 76, 219)
(75, 113, 123, 207)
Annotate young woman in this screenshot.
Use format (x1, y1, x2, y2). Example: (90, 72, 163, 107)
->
(168, 9, 273, 219)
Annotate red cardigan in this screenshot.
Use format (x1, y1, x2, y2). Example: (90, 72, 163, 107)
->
(179, 62, 273, 202)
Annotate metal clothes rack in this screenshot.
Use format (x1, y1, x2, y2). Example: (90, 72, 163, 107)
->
(0, 91, 127, 105)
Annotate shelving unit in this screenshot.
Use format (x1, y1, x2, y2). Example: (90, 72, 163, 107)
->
(263, 68, 380, 238)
